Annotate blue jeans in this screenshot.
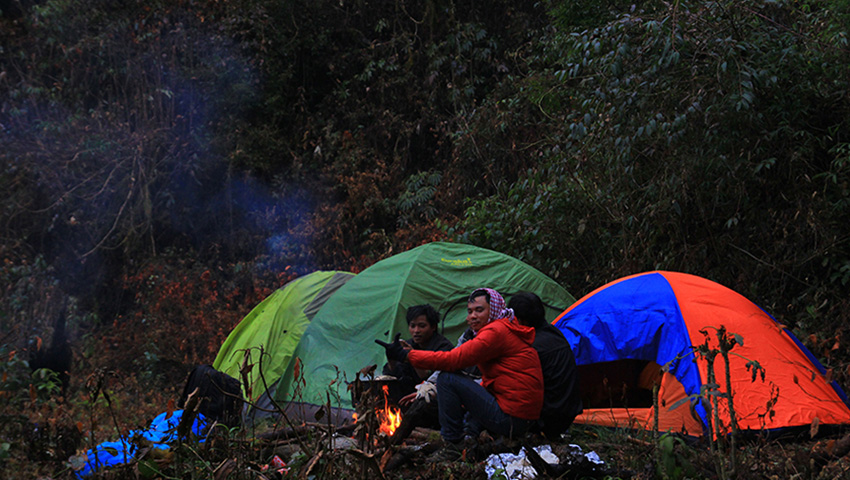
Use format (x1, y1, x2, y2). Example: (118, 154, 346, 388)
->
(436, 372, 533, 443)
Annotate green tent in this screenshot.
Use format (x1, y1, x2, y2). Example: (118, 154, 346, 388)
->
(272, 242, 575, 424)
(212, 271, 355, 401)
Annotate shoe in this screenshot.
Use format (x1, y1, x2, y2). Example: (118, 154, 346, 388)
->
(426, 439, 464, 463)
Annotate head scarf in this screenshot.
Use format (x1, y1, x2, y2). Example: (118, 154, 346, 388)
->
(471, 287, 514, 324)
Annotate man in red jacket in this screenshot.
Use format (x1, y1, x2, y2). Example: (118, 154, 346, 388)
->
(377, 288, 543, 460)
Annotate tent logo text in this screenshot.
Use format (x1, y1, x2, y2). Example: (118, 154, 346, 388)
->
(441, 257, 473, 267)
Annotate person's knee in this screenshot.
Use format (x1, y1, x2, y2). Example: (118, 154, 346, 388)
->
(436, 371, 460, 391)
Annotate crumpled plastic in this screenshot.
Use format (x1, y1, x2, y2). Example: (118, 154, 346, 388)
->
(484, 444, 603, 480)
(261, 455, 290, 475)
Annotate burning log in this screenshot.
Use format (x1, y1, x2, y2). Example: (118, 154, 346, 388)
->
(390, 396, 434, 445)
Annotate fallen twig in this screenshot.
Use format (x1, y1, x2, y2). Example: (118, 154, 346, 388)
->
(348, 447, 387, 480)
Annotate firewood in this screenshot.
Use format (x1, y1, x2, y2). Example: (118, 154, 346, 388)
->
(383, 442, 441, 472)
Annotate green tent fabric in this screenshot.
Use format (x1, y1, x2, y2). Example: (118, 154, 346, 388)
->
(273, 242, 575, 422)
(212, 271, 355, 401)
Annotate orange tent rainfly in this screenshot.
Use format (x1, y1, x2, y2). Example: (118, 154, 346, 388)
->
(554, 271, 850, 437)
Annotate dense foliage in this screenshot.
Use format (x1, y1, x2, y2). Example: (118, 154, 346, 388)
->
(2, 0, 850, 477)
(456, 0, 850, 368)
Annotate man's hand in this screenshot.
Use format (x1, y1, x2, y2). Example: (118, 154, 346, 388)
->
(375, 333, 409, 363)
(414, 382, 437, 403)
(398, 392, 417, 407)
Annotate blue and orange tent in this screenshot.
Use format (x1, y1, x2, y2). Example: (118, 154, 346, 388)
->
(554, 271, 850, 437)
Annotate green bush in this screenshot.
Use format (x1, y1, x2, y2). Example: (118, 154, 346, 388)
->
(456, 0, 850, 355)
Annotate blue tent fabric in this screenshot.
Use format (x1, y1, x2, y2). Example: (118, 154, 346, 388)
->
(76, 410, 206, 478)
(555, 272, 707, 427)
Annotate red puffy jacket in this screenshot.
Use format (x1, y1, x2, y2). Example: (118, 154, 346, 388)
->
(407, 317, 543, 420)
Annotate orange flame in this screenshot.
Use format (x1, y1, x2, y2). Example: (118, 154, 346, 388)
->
(378, 385, 402, 436)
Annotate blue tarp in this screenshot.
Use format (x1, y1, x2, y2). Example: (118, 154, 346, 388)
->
(76, 410, 206, 478)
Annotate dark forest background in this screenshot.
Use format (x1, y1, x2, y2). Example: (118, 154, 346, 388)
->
(2, 0, 850, 475)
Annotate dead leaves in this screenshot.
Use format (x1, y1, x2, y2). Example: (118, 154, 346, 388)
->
(810, 417, 820, 439)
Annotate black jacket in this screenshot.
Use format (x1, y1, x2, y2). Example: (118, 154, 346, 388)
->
(533, 324, 583, 438)
(382, 332, 454, 396)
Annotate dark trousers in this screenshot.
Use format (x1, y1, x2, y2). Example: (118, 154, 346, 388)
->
(436, 372, 532, 442)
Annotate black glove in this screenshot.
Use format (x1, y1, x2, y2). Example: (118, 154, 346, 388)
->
(375, 333, 409, 363)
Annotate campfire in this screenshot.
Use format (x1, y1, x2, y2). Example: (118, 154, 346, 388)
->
(349, 369, 406, 448)
(377, 385, 402, 436)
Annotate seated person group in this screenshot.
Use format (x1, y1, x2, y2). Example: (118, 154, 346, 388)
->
(375, 287, 583, 460)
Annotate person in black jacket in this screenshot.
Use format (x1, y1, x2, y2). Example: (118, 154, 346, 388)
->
(508, 292, 583, 439)
(378, 304, 453, 444)
(381, 304, 454, 403)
